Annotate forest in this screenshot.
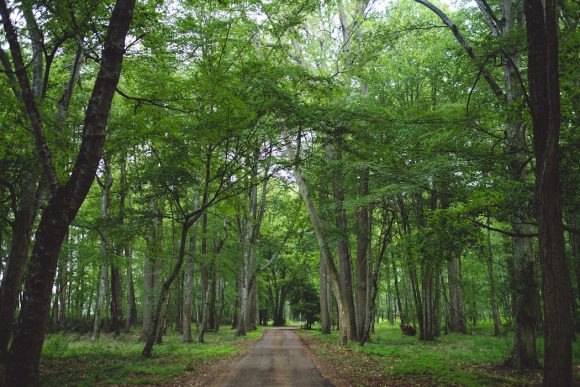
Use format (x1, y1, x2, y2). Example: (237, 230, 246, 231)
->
(0, 0, 578, 386)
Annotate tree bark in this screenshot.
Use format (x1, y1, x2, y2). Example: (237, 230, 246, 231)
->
(93, 158, 113, 340)
(110, 263, 122, 336)
(319, 256, 331, 333)
(142, 199, 163, 338)
(119, 156, 137, 332)
(447, 254, 466, 333)
(486, 217, 502, 337)
(328, 139, 358, 342)
(0, 170, 37, 361)
(92, 264, 107, 340)
(570, 214, 580, 310)
(392, 254, 404, 325)
(356, 169, 370, 341)
(143, 219, 198, 358)
(197, 210, 209, 343)
(57, 240, 69, 331)
(3, 1, 135, 383)
(416, 193, 441, 341)
(524, 0, 574, 383)
(182, 195, 199, 342)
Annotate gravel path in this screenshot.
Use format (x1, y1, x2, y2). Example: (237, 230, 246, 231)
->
(209, 327, 334, 387)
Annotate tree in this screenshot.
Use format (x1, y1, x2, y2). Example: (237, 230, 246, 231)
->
(523, 0, 573, 384)
(1, 0, 136, 383)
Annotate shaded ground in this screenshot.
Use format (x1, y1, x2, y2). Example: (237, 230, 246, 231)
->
(209, 327, 334, 387)
(298, 323, 580, 386)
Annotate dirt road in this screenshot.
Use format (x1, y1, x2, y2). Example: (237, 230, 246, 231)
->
(209, 327, 334, 386)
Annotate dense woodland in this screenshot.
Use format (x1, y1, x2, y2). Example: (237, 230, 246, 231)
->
(0, 0, 578, 385)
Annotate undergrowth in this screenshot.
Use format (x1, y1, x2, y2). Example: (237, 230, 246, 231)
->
(301, 321, 580, 386)
(40, 326, 263, 386)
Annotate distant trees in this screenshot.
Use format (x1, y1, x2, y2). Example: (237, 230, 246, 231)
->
(0, 0, 577, 385)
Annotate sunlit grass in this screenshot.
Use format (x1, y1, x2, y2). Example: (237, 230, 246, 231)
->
(40, 326, 264, 386)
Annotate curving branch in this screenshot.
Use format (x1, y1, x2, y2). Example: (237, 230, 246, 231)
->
(413, 0, 505, 100)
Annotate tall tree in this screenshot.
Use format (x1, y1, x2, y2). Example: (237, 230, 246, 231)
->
(524, 0, 574, 384)
(1, 0, 135, 383)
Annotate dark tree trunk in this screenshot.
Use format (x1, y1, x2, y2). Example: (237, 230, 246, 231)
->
(2, 0, 135, 383)
(57, 239, 69, 331)
(0, 171, 37, 361)
(356, 169, 369, 342)
(524, 1, 573, 384)
(501, 0, 540, 364)
(570, 214, 580, 318)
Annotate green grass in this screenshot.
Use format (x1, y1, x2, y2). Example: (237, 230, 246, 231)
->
(301, 321, 580, 386)
(40, 326, 264, 386)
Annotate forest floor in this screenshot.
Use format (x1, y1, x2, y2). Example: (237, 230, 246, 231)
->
(36, 322, 580, 386)
(298, 321, 580, 386)
(39, 326, 264, 386)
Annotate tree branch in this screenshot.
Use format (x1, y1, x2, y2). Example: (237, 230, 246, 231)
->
(414, 0, 505, 100)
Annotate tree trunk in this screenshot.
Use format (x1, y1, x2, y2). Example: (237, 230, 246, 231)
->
(197, 209, 209, 343)
(486, 217, 502, 336)
(93, 160, 113, 340)
(420, 265, 440, 340)
(285, 133, 351, 344)
(319, 256, 331, 333)
(182, 195, 199, 342)
(415, 193, 440, 341)
(569, 214, 580, 322)
(0, 170, 37, 361)
(524, 0, 573, 383)
(238, 160, 267, 336)
(328, 140, 358, 342)
(110, 264, 122, 337)
(447, 254, 466, 333)
(92, 264, 107, 340)
(356, 169, 370, 341)
(392, 254, 404, 325)
(208, 266, 218, 331)
(413, 0, 539, 365)
(125, 243, 137, 332)
(197, 278, 210, 343)
(2, 0, 135, 370)
(142, 199, 164, 338)
(57, 238, 69, 331)
(142, 216, 200, 357)
(118, 155, 137, 332)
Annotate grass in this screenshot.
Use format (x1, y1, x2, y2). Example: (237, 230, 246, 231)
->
(299, 321, 580, 386)
(40, 326, 264, 386)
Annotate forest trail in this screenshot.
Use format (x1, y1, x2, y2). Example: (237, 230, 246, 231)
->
(209, 327, 334, 387)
